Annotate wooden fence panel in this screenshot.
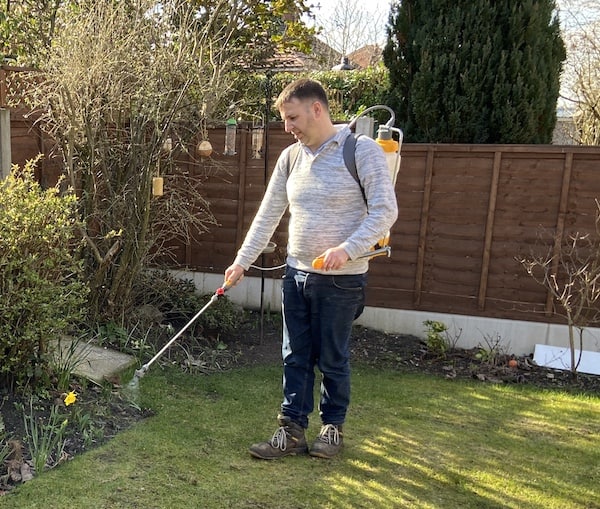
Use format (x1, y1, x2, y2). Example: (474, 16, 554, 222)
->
(7, 102, 600, 326)
(485, 151, 558, 318)
(10, 112, 62, 186)
(371, 146, 424, 309)
(98, 128, 600, 325)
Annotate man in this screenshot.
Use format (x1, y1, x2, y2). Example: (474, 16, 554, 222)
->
(224, 78, 398, 459)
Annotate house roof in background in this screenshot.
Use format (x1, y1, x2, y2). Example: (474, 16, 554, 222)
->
(259, 50, 318, 72)
(253, 41, 382, 74)
(348, 45, 383, 69)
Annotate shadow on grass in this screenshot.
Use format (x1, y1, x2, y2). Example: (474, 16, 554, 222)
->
(331, 369, 599, 509)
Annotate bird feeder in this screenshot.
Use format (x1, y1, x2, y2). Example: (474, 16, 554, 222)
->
(224, 118, 237, 155)
(152, 176, 164, 197)
(251, 125, 264, 159)
(197, 139, 213, 157)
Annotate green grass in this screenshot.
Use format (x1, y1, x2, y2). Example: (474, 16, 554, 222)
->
(3, 366, 599, 509)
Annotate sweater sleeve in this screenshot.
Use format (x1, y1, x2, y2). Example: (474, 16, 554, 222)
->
(232, 148, 291, 270)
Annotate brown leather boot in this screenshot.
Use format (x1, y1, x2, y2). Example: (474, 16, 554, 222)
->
(309, 424, 343, 459)
(249, 415, 308, 460)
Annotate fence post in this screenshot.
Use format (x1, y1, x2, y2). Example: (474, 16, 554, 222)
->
(545, 151, 574, 316)
(414, 146, 434, 307)
(0, 108, 11, 178)
(478, 150, 502, 310)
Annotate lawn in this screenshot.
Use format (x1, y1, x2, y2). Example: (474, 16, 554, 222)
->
(2, 365, 599, 509)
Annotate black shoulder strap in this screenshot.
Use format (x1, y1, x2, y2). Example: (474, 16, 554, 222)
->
(343, 133, 359, 184)
(344, 134, 366, 203)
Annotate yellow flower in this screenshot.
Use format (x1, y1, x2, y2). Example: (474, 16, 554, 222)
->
(64, 391, 77, 406)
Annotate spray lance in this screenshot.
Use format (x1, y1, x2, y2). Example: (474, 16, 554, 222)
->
(129, 280, 233, 384)
(312, 105, 403, 270)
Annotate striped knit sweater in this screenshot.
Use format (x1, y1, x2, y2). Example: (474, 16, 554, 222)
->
(233, 125, 398, 275)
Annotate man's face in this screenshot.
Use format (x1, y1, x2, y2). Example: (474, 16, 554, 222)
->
(279, 98, 318, 146)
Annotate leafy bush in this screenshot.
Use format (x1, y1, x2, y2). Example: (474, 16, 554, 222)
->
(0, 415, 12, 466)
(423, 320, 449, 358)
(422, 319, 464, 359)
(275, 66, 391, 121)
(0, 161, 89, 391)
(131, 271, 243, 340)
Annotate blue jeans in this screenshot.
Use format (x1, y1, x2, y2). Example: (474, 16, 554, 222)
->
(280, 266, 367, 429)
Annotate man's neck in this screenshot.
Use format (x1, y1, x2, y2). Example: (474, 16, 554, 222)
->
(308, 125, 338, 152)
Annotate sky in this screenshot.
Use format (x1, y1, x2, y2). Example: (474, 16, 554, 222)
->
(310, 0, 393, 18)
(307, 0, 392, 46)
(309, 0, 595, 39)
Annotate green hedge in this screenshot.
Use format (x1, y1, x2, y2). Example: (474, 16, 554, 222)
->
(226, 66, 391, 124)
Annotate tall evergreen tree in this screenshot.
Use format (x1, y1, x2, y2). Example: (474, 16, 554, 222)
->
(383, 0, 566, 143)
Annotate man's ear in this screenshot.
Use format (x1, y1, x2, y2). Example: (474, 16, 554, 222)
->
(312, 100, 324, 118)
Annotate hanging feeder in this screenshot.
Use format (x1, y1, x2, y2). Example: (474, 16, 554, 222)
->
(224, 118, 237, 155)
(197, 139, 213, 157)
(161, 137, 173, 154)
(251, 125, 264, 159)
(152, 176, 164, 197)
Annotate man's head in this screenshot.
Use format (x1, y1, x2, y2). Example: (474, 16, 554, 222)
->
(274, 78, 330, 112)
(275, 79, 335, 151)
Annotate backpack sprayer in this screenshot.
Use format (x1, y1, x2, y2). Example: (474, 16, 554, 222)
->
(311, 105, 403, 269)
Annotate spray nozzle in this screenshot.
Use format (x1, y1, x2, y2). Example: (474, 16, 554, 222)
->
(216, 279, 233, 296)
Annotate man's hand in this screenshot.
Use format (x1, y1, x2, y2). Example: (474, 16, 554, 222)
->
(314, 246, 350, 271)
(224, 264, 245, 288)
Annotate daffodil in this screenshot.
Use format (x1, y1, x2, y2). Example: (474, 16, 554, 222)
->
(64, 391, 77, 406)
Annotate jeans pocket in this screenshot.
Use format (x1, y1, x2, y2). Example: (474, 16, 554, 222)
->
(331, 274, 367, 292)
(331, 274, 367, 319)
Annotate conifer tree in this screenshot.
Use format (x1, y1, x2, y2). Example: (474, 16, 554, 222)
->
(383, 0, 566, 143)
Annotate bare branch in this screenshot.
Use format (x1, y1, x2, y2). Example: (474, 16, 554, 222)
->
(518, 200, 600, 375)
(312, 0, 387, 58)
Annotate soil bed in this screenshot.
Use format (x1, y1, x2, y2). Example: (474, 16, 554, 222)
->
(232, 314, 600, 394)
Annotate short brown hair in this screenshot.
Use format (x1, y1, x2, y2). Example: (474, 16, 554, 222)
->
(274, 78, 329, 111)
